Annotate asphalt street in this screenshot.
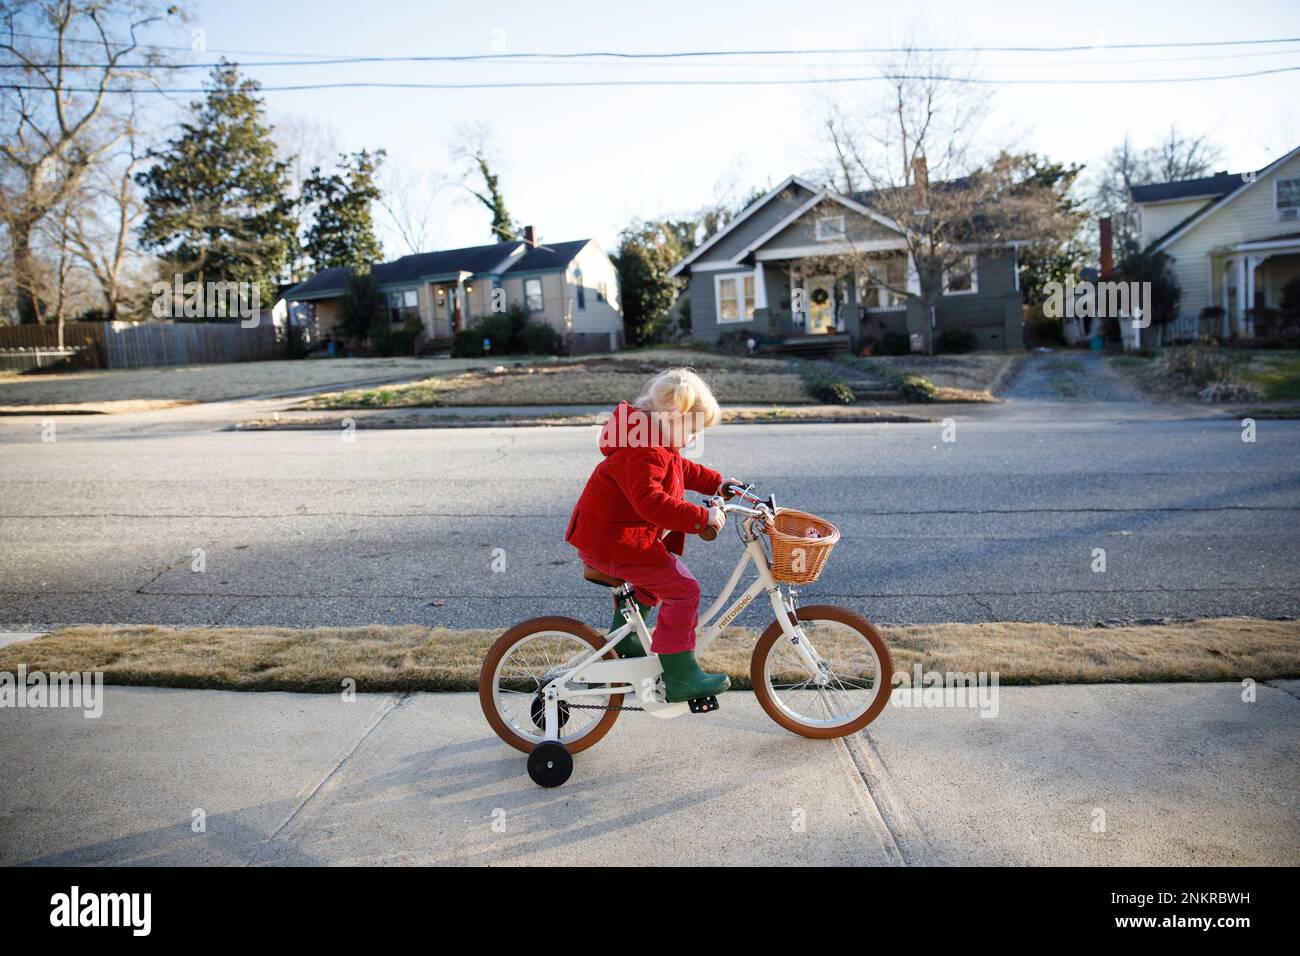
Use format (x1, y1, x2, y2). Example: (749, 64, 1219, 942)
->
(1, 359, 1298, 630)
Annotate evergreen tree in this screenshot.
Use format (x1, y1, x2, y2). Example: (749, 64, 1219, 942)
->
(301, 149, 386, 270)
(136, 60, 296, 313)
(614, 222, 685, 346)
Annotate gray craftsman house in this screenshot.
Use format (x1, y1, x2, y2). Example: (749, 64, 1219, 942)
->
(669, 175, 1025, 352)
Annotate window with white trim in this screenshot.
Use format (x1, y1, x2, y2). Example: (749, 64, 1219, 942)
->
(815, 214, 847, 242)
(858, 256, 909, 310)
(943, 254, 978, 295)
(524, 277, 544, 312)
(388, 288, 420, 325)
(715, 273, 756, 324)
(1277, 177, 1300, 221)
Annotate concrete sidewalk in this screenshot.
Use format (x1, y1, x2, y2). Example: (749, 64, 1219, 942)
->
(2, 682, 1297, 866)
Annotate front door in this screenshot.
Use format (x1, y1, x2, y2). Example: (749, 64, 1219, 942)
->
(804, 275, 836, 334)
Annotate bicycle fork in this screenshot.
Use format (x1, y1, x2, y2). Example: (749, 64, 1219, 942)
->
(770, 587, 830, 686)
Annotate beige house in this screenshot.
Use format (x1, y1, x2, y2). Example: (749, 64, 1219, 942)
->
(1134, 144, 1300, 340)
(284, 231, 624, 353)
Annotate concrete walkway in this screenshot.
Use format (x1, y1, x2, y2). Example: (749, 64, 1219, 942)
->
(2, 682, 1296, 866)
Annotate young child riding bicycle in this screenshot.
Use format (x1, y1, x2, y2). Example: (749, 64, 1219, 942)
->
(564, 367, 742, 703)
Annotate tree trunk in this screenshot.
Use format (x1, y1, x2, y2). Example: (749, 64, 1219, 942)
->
(10, 224, 42, 325)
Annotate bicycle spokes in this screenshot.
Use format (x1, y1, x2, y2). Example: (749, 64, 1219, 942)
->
(766, 619, 884, 726)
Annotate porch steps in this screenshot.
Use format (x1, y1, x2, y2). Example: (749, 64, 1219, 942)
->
(419, 336, 454, 355)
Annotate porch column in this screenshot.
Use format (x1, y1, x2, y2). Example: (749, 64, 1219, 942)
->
(1246, 255, 1265, 335)
(1235, 255, 1247, 337)
(753, 261, 767, 310)
(1221, 261, 1230, 338)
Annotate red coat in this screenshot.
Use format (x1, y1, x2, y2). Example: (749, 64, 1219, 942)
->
(565, 401, 723, 566)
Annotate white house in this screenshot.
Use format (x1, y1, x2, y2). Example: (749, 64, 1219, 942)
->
(1133, 144, 1300, 340)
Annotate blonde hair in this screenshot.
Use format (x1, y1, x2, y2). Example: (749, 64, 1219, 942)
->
(634, 367, 721, 430)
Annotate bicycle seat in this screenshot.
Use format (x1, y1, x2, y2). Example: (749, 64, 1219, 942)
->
(582, 564, 626, 587)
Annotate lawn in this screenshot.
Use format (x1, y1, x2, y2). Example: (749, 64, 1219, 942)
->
(1110, 348, 1300, 402)
(1237, 351, 1300, 400)
(3, 618, 1295, 692)
(0, 356, 481, 411)
(301, 356, 811, 409)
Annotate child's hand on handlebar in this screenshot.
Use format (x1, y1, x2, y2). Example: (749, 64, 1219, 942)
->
(718, 477, 746, 499)
(707, 506, 726, 531)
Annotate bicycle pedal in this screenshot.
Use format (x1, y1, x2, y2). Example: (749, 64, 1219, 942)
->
(689, 696, 720, 714)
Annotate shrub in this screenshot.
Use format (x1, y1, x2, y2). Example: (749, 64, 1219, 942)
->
(797, 361, 856, 404)
(450, 305, 558, 357)
(879, 331, 911, 356)
(900, 373, 937, 403)
(518, 319, 558, 355)
(339, 271, 385, 345)
(370, 315, 421, 357)
(1280, 275, 1300, 324)
(935, 328, 978, 354)
(1156, 345, 1238, 390)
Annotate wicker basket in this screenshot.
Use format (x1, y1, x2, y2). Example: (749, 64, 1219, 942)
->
(763, 507, 840, 584)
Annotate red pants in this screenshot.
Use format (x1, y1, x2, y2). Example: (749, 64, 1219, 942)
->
(578, 550, 701, 653)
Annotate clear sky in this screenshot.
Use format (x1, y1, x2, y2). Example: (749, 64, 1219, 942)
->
(171, 0, 1300, 257)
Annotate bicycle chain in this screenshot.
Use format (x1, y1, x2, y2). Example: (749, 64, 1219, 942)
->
(565, 702, 646, 712)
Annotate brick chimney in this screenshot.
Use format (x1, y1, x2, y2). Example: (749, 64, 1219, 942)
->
(522, 225, 537, 247)
(1099, 217, 1113, 277)
(912, 155, 928, 189)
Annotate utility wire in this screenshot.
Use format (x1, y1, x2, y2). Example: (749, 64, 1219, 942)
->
(4, 30, 1300, 62)
(6, 64, 1299, 93)
(10, 45, 1300, 71)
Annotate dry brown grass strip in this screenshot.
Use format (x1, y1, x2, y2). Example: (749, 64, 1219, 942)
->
(0, 618, 1295, 694)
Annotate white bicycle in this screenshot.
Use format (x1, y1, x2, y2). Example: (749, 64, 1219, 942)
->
(479, 485, 894, 787)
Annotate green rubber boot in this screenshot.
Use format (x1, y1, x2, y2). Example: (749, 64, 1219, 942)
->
(657, 650, 731, 703)
(609, 596, 655, 658)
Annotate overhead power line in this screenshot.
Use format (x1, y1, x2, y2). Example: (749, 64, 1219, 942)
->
(9, 45, 1300, 71)
(4, 30, 1300, 63)
(5, 64, 1300, 94)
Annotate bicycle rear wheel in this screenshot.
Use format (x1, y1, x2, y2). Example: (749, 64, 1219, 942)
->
(750, 604, 892, 738)
(479, 616, 623, 755)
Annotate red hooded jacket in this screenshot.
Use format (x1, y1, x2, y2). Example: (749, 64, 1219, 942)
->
(565, 400, 723, 566)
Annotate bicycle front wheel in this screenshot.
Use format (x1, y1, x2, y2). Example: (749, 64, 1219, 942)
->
(751, 604, 893, 738)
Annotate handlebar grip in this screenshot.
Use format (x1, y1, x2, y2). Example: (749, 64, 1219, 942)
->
(698, 523, 718, 541)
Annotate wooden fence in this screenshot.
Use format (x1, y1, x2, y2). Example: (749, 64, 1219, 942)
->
(0, 320, 280, 369)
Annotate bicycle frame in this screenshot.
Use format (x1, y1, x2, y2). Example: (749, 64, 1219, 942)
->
(534, 507, 828, 734)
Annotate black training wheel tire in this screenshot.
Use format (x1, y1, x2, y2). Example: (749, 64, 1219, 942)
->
(527, 740, 573, 788)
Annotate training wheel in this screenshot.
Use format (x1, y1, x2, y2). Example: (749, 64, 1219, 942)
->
(527, 740, 573, 788)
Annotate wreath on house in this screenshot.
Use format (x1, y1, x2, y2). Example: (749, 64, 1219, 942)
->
(810, 287, 830, 306)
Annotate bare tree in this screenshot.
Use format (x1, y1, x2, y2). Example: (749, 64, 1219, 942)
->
(65, 122, 148, 322)
(1091, 127, 1221, 255)
(378, 160, 446, 255)
(274, 112, 340, 277)
(0, 0, 180, 323)
(813, 43, 1057, 352)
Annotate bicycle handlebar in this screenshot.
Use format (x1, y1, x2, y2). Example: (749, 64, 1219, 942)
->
(695, 483, 774, 541)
